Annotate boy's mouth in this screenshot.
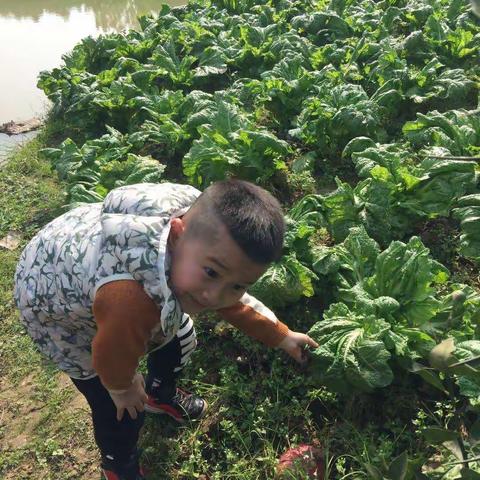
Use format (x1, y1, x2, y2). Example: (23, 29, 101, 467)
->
(187, 293, 209, 310)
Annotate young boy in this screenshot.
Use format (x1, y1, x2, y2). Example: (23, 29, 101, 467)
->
(14, 179, 318, 480)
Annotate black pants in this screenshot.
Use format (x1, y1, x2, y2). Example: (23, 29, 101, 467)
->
(71, 316, 196, 466)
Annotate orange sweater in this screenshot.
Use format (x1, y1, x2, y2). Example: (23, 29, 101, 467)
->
(92, 280, 289, 390)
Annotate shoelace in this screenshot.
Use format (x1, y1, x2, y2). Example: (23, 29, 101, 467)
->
(173, 388, 191, 409)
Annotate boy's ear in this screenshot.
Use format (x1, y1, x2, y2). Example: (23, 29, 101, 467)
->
(169, 217, 186, 245)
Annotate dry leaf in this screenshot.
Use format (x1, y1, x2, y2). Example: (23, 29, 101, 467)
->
(0, 231, 22, 250)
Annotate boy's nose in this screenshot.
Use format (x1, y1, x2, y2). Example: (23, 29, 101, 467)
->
(201, 288, 222, 308)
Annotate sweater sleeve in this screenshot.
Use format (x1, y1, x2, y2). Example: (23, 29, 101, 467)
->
(216, 293, 289, 348)
(92, 279, 160, 391)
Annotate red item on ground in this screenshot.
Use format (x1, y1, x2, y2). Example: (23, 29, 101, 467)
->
(276, 444, 324, 479)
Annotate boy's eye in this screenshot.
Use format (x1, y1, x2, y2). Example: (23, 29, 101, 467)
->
(204, 267, 218, 279)
(233, 284, 246, 291)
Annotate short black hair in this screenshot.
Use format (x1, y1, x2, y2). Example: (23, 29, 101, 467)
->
(186, 179, 285, 264)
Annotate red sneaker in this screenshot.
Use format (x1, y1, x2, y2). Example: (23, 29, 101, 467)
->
(144, 387, 207, 423)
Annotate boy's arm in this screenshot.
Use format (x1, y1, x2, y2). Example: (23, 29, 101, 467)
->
(92, 279, 160, 391)
(216, 293, 290, 348)
(217, 293, 318, 362)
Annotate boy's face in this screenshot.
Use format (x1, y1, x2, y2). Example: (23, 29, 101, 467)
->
(168, 217, 268, 314)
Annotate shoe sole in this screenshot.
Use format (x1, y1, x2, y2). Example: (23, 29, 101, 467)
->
(144, 399, 208, 423)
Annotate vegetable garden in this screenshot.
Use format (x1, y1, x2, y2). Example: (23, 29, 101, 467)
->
(36, 0, 479, 478)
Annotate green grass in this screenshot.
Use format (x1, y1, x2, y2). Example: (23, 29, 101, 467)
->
(0, 132, 66, 382)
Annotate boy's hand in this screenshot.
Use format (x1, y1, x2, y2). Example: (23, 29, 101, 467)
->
(277, 331, 319, 364)
(107, 373, 149, 421)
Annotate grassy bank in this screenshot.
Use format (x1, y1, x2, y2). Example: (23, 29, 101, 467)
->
(0, 134, 101, 479)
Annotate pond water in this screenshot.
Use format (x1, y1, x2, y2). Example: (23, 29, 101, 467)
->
(0, 0, 183, 156)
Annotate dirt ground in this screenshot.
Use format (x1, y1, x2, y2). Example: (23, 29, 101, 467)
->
(0, 373, 100, 479)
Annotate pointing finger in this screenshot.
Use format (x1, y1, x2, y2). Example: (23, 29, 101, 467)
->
(306, 336, 319, 349)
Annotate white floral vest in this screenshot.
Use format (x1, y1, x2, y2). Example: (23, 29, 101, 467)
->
(14, 183, 200, 379)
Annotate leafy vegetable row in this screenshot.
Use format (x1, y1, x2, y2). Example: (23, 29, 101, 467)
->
(38, 0, 480, 401)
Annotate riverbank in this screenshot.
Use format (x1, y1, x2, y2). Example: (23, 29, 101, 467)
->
(0, 132, 39, 166)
